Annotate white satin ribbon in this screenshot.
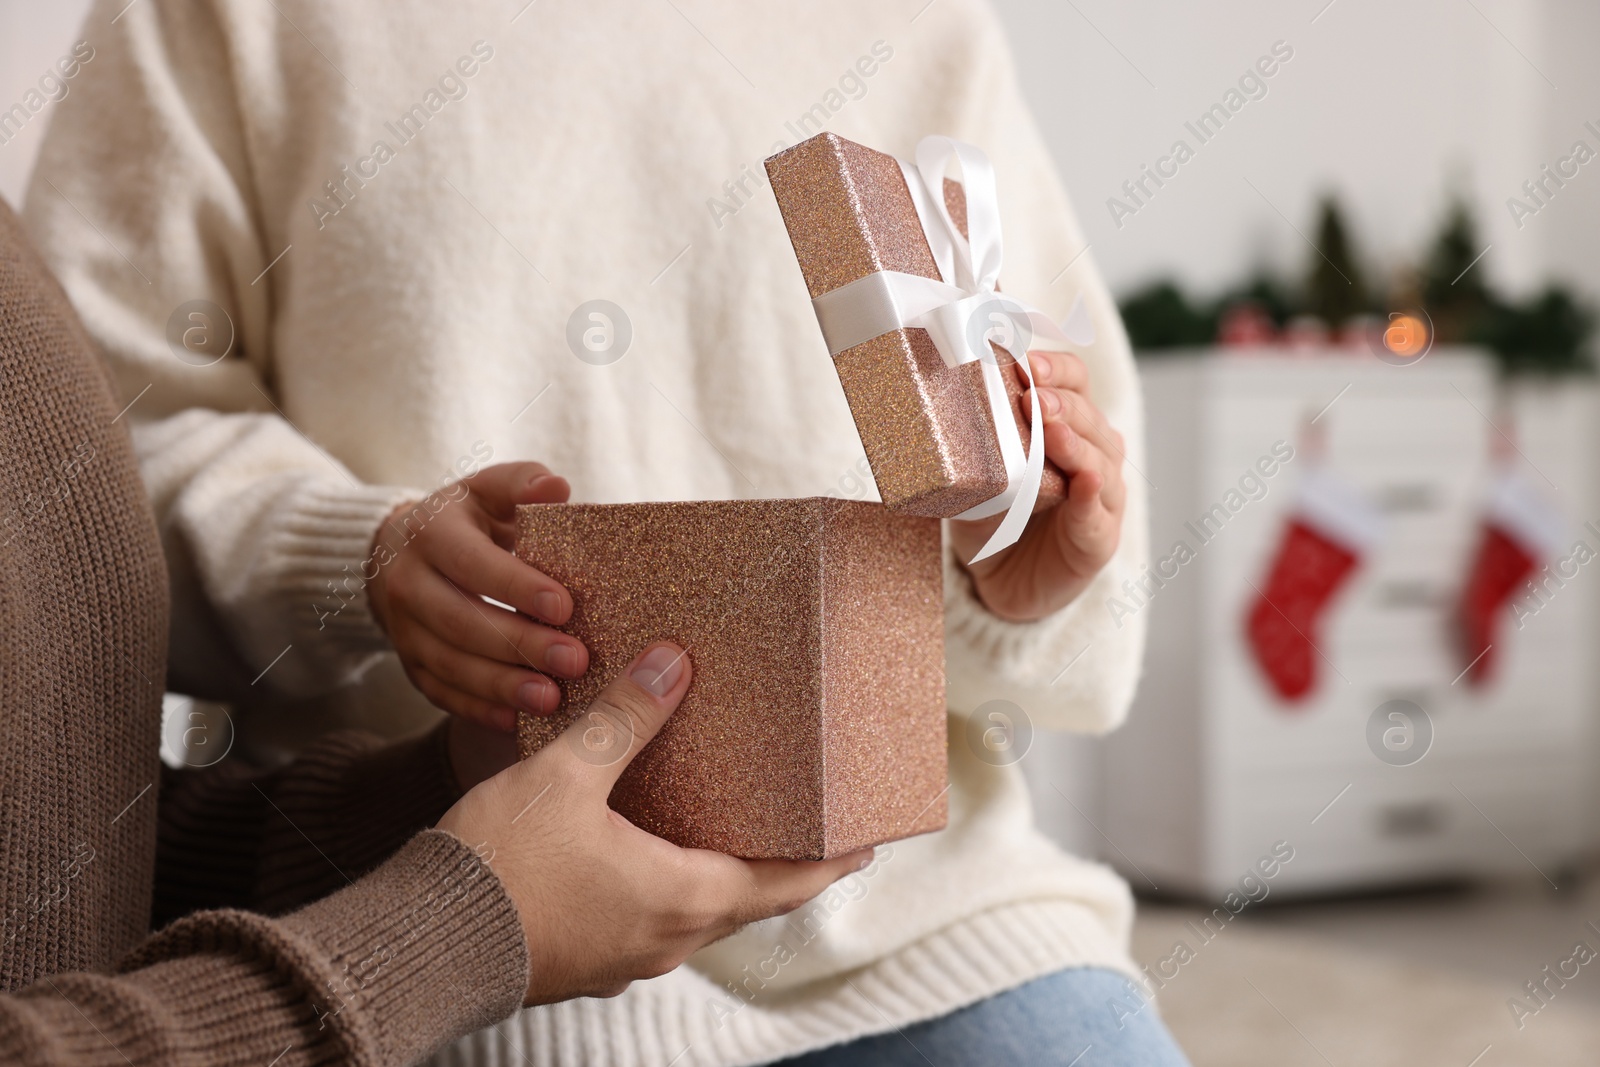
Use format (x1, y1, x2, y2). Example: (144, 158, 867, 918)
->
(810, 135, 1096, 563)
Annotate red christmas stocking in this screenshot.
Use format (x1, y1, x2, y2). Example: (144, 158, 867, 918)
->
(1456, 470, 1561, 687)
(1245, 468, 1380, 703)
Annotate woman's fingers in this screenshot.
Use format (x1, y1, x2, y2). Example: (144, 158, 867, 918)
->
(429, 521, 572, 624)
(1038, 411, 1124, 506)
(408, 625, 562, 717)
(1063, 466, 1107, 522)
(464, 462, 568, 520)
(1032, 382, 1116, 447)
(409, 664, 520, 733)
(1041, 419, 1125, 516)
(1028, 386, 1126, 511)
(371, 465, 593, 735)
(1038, 416, 1091, 476)
(1025, 349, 1125, 455)
(1050, 393, 1117, 473)
(482, 472, 572, 550)
(407, 566, 589, 679)
(1055, 466, 1121, 555)
(1026, 349, 1090, 393)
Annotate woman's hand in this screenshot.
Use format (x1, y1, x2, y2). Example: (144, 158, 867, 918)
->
(437, 643, 871, 1005)
(368, 462, 588, 733)
(949, 350, 1127, 622)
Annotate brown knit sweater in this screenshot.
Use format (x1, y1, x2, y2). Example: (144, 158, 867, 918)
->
(0, 201, 528, 1064)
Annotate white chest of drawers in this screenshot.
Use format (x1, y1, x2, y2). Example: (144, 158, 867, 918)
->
(1102, 350, 1599, 897)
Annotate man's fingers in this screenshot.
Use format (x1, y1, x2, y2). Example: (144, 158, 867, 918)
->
(466, 461, 570, 520)
(548, 643, 691, 790)
(702, 849, 875, 930)
(744, 850, 875, 914)
(429, 521, 572, 624)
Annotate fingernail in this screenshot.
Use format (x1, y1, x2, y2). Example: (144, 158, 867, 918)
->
(1030, 352, 1051, 379)
(545, 643, 582, 677)
(631, 644, 686, 697)
(855, 852, 874, 871)
(516, 679, 556, 714)
(1040, 389, 1061, 416)
(533, 591, 563, 622)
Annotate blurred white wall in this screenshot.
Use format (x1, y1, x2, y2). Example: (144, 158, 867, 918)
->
(991, 0, 1600, 302)
(1534, 0, 1600, 300)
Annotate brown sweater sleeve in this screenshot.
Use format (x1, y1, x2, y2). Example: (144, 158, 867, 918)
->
(0, 830, 529, 1066)
(152, 723, 464, 924)
(0, 726, 528, 1065)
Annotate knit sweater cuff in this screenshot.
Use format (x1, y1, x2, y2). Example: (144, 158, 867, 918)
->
(128, 831, 528, 1066)
(942, 537, 1144, 735)
(942, 538, 1071, 675)
(281, 830, 528, 1062)
(275, 481, 419, 661)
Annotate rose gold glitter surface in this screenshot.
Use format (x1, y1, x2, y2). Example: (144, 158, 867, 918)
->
(831, 332, 1002, 519)
(820, 501, 948, 851)
(515, 499, 946, 860)
(767, 134, 1005, 516)
(767, 133, 1067, 517)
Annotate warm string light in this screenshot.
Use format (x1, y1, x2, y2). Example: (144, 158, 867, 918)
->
(1382, 312, 1429, 359)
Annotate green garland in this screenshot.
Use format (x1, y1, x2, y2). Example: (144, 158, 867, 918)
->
(1121, 196, 1595, 376)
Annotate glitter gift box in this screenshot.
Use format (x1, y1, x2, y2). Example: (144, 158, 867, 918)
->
(515, 498, 948, 860)
(766, 131, 1067, 518)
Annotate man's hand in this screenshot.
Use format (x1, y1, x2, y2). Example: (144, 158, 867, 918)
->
(368, 462, 588, 733)
(949, 350, 1127, 622)
(437, 643, 872, 1005)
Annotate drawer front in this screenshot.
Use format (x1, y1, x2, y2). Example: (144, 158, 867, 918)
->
(1206, 753, 1589, 895)
(1207, 373, 1492, 465)
(1205, 600, 1590, 768)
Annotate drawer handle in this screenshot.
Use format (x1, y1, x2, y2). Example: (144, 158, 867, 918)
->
(1378, 801, 1448, 838)
(1373, 581, 1441, 608)
(1376, 688, 1432, 708)
(1375, 484, 1441, 513)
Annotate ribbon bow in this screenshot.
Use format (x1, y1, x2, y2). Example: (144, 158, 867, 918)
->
(810, 135, 1095, 563)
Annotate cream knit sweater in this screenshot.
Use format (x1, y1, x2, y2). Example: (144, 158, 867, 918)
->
(25, 1, 1151, 1064)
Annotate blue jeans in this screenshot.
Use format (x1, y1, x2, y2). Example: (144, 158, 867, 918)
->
(773, 968, 1190, 1067)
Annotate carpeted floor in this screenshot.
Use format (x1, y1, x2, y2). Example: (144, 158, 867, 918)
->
(1132, 899, 1600, 1067)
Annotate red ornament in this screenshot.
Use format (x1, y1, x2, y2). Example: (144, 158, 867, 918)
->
(1217, 302, 1278, 347)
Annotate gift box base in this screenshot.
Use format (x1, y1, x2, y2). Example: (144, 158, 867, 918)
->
(515, 498, 949, 860)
